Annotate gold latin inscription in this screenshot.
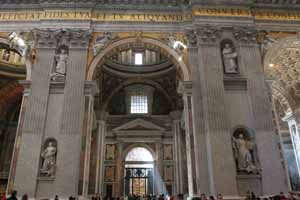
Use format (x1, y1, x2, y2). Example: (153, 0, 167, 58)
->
(0, 9, 299, 22)
(0, 10, 193, 22)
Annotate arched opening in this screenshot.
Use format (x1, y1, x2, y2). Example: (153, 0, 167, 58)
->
(88, 36, 188, 197)
(264, 35, 300, 190)
(124, 147, 154, 196)
(0, 35, 31, 195)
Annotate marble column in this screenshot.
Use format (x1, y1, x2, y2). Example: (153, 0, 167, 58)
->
(170, 111, 184, 194)
(81, 82, 98, 199)
(95, 118, 107, 195)
(155, 143, 163, 195)
(177, 81, 199, 197)
(115, 143, 123, 196)
(12, 32, 56, 198)
(283, 112, 300, 186)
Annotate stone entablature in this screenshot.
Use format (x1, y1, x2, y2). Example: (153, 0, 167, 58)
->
(0, 7, 300, 23)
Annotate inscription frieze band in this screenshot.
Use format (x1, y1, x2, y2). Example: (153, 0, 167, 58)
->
(0, 8, 299, 22)
(0, 10, 192, 22)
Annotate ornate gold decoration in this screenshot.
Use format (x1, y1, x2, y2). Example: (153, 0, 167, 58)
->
(193, 7, 300, 21)
(0, 8, 299, 22)
(0, 10, 192, 22)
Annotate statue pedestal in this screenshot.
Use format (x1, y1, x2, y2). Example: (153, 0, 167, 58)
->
(237, 174, 262, 196)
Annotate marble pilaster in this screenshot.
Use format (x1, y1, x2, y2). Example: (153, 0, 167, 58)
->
(195, 26, 238, 195)
(115, 143, 123, 197)
(95, 119, 107, 194)
(178, 81, 198, 197)
(13, 33, 56, 198)
(80, 82, 99, 199)
(170, 111, 184, 194)
(237, 27, 288, 194)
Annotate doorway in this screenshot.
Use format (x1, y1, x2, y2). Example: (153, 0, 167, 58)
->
(124, 147, 154, 196)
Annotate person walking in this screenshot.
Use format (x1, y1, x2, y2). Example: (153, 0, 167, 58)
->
(7, 191, 17, 200)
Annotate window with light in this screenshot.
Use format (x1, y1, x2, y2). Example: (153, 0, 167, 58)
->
(134, 53, 143, 65)
(130, 93, 148, 114)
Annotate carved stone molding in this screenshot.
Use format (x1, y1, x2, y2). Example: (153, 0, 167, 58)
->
(185, 26, 222, 47)
(84, 81, 99, 96)
(93, 32, 118, 56)
(196, 26, 222, 45)
(185, 30, 198, 48)
(233, 27, 258, 46)
(177, 80, 192, 95)
(34, 29, 92, 49)
(223, 77, 247, 91)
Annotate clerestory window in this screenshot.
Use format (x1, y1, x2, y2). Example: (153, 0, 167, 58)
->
(130, 92, 148, 114)
(134, 53, 143, 65)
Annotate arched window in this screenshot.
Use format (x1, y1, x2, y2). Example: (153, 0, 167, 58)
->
(125, 147, 153, 162)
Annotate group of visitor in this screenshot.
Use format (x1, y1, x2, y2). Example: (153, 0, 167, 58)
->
(2, 190, 300, 200)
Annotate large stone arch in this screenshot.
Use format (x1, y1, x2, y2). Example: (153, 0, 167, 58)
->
(86, 36, 190, 81)
(0, 37, 32, 80)
(271, 82, 294, 115)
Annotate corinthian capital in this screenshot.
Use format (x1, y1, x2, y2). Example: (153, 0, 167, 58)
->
(233, 27, 257, 45)
(196, 26, 222, 45)
(185, 30, 198, 47)
(34, 29, 92, 48)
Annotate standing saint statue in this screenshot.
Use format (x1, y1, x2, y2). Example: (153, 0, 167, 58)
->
(222, 42, 238, 74)
(51, 48, 68, 81)
(55, 49, 68, 75)
(232, 134, 256, 173)
(40, 141, 57, 177)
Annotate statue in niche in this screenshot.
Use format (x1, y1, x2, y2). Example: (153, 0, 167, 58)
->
(40, 140, 57, 177)
(232, 131, 257, 173)
(221, 41, 239, 74)
(51, 47, 68, 81)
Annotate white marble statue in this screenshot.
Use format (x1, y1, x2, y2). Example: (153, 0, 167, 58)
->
(51, 49, 68, 81)
(93, 32, 116, 56)
(55, 49, 68, 75)
(40, 141, 57, 177)
(222, 43, 238, 73)
(8, 32, 28, 57)
(232, 134, 256, 173)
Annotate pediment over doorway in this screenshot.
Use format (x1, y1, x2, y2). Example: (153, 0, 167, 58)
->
(112, 118, 165, 132)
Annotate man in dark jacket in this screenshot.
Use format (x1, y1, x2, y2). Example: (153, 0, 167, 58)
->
(7, 191, 17, 200)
